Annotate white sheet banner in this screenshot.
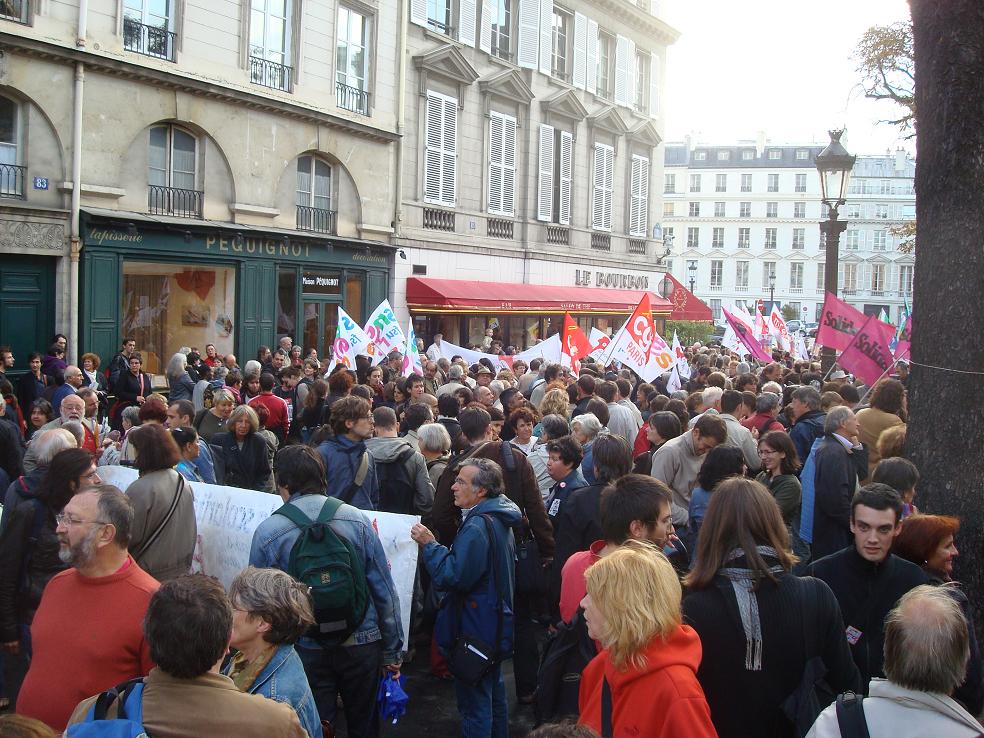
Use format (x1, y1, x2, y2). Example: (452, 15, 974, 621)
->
(437, 333, 563, 369)
(97, 466, 419, 647)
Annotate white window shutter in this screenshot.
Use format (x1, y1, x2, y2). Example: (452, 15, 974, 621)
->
(592, 143, 613, 231)
(649, 53, 660, 117)
(488, 113, 504, 214)
(410, 0, 428, 28)
(592, 145, 603, 229)
(628, 156, 641, 235)
(517, 0, 539, 69)
(538, 0, 552, 75)
(537, 123, 555, 222)
(638, 155, 650, 235)
(585, 18, 598, 95)
(424, 94, 442, 204)
(629, 155, 649, 236)
(626, 38, 636, 108)
(614, 35, 630, 106)
(559, 130, 573, 225)
(502, 115, 516, 215)
(441, 96, 457, 206)
(479, 0, 493, 53)
(458, 0, 477, 46)
(603, 145, 614, 230)
(572, 12, 587, 90)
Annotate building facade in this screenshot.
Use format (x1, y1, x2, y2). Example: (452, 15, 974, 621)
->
(662, 138, 915, 326)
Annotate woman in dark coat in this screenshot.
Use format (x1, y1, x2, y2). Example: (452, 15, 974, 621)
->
(212, 405, 272, 491)
(682, 478, 861, 738)
(110, 352, 153, 431)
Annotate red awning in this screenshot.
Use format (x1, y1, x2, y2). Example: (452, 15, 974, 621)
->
(406, 277, 674, 314)
(660, 273, 714, 322)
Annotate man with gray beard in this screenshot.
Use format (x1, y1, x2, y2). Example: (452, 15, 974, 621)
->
(16, 485, 159, 732)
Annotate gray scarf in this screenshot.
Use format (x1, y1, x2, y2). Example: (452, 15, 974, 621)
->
(720, 546, 784, 671)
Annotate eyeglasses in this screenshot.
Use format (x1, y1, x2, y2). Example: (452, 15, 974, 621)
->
(55, 513, 108, 527)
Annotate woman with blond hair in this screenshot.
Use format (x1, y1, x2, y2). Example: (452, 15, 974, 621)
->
(537, 388, 572, 434)
(577, 542, 717, 738)
(211, 405, 272, 491)
(682, 478, 860, 738)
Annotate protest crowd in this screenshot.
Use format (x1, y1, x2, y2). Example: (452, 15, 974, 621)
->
(0, 290, 979, 738)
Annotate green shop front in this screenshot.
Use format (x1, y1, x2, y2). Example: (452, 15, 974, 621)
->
(80, 214, 391, 375)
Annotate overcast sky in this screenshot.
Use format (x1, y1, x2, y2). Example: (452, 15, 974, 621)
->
(662, 0, 913, 157)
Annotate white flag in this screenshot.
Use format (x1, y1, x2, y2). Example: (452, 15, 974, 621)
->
(768, 305, 793, 353)
(363, 300, 407, 366)
(666, 364, 682, 394)
(330, 306, 374, 371)
(401, 319, 424, 377)
(670, 331, 691, 379)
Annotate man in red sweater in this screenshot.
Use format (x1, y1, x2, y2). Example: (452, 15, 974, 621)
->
(247, 372, 290, 444)
(17, 484, 159, 731)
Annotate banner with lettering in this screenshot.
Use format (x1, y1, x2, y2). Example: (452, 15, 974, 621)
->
(893, 314, 912, 359)
(605, 295, 660, 380)
(723, 308, 774, 363)
(560, 314, 593, 374)
(588, 328, 611, 362)
(642, 328, 675, 383)
(671, 331, 691, 379)
(838, 315, 896, 386)
(402, 319, 424, 377)
(816, 293, 869, 351)
(768, 305, 793, 353)
(363, 300, 407, 366)
(324, 307, 375, 375)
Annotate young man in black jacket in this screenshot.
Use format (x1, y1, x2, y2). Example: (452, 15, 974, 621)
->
(809, 483, 928, 690)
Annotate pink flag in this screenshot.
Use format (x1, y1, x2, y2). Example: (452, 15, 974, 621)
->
(894, 315, 912, 359)
(816, 293, 868, 351)
(723, 308, 774, 363)
(838, 315, 895, 386)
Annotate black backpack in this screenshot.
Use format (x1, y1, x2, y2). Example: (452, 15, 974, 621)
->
(375, 446, 418, 515)
(534, 608, 597, 725)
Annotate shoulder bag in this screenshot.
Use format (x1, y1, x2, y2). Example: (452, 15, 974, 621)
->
(132, 473, 185, 561)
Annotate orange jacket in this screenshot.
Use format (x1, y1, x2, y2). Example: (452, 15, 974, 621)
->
(579, 625, 718, 738)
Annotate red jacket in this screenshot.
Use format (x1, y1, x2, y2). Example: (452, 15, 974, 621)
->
(740, 411, 785, 436)
(248, 393, 290, 439)
(579, 625, 718, 738)
(632, 425, 650, 457)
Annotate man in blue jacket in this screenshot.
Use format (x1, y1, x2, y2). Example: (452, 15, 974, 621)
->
(250, 445, 402, 738)
(317, 395, 379, 509)
(788, 386, 826, 473)
(411, 458, 521, 738)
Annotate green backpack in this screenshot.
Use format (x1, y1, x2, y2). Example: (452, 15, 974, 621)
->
(274, 497, 370, 647)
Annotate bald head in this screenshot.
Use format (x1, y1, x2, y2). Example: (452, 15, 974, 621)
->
(64, 365, 84, 388)
(60, 394, 85, 421)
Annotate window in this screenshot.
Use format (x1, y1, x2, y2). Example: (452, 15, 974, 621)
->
(762, 261, 776, 288)
(871, 263, 886, 293)
(628, 154, 650, 237)
(741, 150, 755, 160)
(717, 150, 730, 161)
(689, 173, 701, 192)
(817, 263, 826, 291)
(488, 112, 517, 216)
(738, 227, 750, 248)
(714, 202, 725, 217)
(740, 173, 752, 192)
(847, 203, 861, 219)
(596, 31, 615, 98)
(148, 124, 201, 217)
(796, 149, 809, 160)
(634, 50, 649, 111)
(768, 149, 781, 160)
(822, 203, 830, 219)
(710, 260, 723, 287)
(423, 91, 457, 207)
(0, 0, 29, 23)
(664, 173, 675, 194)
(792, 228, 805, 249)
(694, 151, 707, 161)
(794, 202, 806, 218)
(764, 228, 776, 249)
(551, 8, 572, 81)
(663, 226, 674, 241)
(336, 6, 371, 113)
(425, 0, 452, 33)
(899, 264, 913, 294)
(767, 174, 779, 192)
(736, 260, 749, 288)
(0, 97, 24, 198)
(880, 179, 891, 194)
(250, 0, 293, 91)
(790, 263, 803, 290)
(787, 301, 801, 315)
(846, 230, 859, 250)
(795, 173, 807, 193)
(715, 173, 727, 192)
(689, 202, 700, 217)
(709, 299, 722, 320)
(712, 227, 724, 248)
(873, 230, 887, 250)
(489, 0, 512, 59)
(739, 202, 751, 218)
(875, 204, 889, 219)
(296, 156, 334, 233)
(766, 202, 777, 218)
(123, 0, 176, 61)
(842, 263, 858, 292)
(591, 142, 614, 230)
(686, 227, 699, 248)
(537, 124, 573, 224)
(663, 202, 674, 217)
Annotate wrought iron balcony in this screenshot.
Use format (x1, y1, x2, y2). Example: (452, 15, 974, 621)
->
(250, 56, 293, 93)
(123, 17, 176, 62)
(0, 163, 26, 199)
(296, 206, 336, 235)
(335, 82, 370, 116)
(148, 185, 203, 218)
(0, 0, 28, 23)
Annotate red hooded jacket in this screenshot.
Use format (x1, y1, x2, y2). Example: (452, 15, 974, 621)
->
(579, 624, 718, 738)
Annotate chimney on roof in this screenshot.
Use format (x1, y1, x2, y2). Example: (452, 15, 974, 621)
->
(756, 130, 766, 155)
(894, 147, 907, 172)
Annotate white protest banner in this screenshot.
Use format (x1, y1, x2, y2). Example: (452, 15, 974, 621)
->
(670, 331, 691, 379)
(604, 294, 654, 375)
(364, 300, 407, 366)
(768, 305, 793, 353)
(402, 319, 424, 377)
(438, 333, 562, 369)
(588, 328, 611, 362)
(97, 466, 419, 647)
(329, 306, 376, 371)
(666, 364, 683, 394)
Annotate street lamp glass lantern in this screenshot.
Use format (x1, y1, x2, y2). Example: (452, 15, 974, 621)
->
(815, 129, 856, 207)
(688, 260, 697, 275)
(769, 272, 776, 288)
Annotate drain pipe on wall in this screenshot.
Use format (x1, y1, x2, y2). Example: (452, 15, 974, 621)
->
(68, 1, 87, 364)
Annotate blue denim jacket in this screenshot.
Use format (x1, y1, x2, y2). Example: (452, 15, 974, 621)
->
(249, 492, 403, 663)
(222, 644, 323, 738)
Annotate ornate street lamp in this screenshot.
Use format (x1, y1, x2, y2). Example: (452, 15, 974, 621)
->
(815, 130, 856, 373)
(769, 271, 776, 311)
(688, 259, 698, 294)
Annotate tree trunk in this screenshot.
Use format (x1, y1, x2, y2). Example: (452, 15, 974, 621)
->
(907, 0, 984, 634)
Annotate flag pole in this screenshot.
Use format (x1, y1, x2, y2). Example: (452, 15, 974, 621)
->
(855, 356, 903, 407)
(820, 324, 866, 382)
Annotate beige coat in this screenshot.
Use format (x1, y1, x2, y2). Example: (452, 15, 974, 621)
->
(126, 468, 197, 582)
(650, 431, 703, 526)
(856, 406, 904, 477)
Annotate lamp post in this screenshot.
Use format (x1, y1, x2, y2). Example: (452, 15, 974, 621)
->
(768, 272, 776, 312)
(688, 259, 697, 294)
(815, 130, 856, 374)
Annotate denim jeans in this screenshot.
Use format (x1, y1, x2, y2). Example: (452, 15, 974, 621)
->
(297, 640, 382, 738)
(453, 665, 508, 738)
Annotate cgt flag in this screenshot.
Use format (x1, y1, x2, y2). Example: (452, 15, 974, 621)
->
(768, 305, 793, 353)
(723, 308, 774, 363)
(838, 315, 895, 386)
(816, 292, 868, 352)
(561, 313, 593, 374)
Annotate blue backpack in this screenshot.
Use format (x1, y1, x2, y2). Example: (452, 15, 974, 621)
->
(64, 678, 149, 738)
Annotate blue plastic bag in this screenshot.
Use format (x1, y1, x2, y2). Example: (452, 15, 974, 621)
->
(377, 672, 409, 725)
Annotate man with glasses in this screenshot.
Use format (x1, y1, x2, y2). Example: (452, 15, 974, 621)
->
(17, 485, 159, 732)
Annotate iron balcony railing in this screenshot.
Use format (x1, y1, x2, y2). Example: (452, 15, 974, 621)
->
(148, 185, 203, 218)
(123, 17, 176, 62)
(296, 206, 337, 235)
(0, 163, 26, 199)
(250, 56, 293, 93)
(335, 81, 370, 116)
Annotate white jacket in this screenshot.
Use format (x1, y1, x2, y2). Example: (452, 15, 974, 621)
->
(807, 679, 984, 738)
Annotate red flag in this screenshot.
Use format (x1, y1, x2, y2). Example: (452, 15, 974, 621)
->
(723, 308, 773, 363)
(561, 313, 593, 374)
(816, 292, 868, 351)
(838, 315, 896, 386)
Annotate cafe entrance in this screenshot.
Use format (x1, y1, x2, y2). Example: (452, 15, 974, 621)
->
(300, 268, 367, 360)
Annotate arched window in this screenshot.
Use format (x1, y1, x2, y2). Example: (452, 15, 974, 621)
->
(148, 124, 201, 217)
(0, 96, 24, 198)
(295, 155, 334, 233)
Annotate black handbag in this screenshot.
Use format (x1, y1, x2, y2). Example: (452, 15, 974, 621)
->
(781, 577, 828, 737)
(514, 523, 547, 595)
